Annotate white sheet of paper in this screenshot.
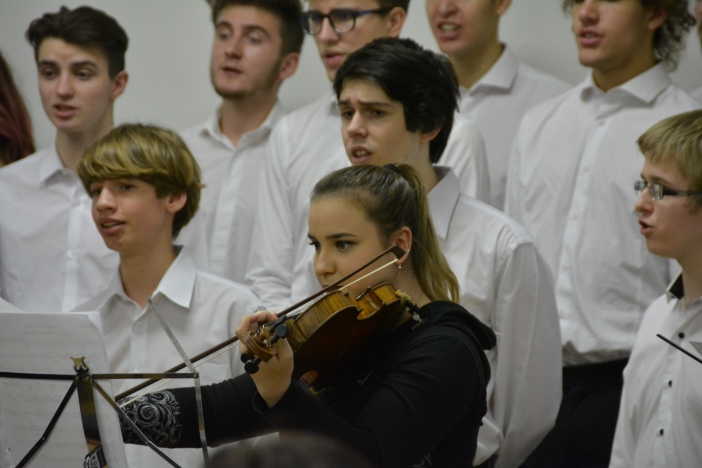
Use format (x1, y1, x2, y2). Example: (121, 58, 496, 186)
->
(0, 312, 127, 468)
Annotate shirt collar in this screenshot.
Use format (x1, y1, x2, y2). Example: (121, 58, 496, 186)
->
(427, 166, 461, 239)
(667, 274, 684, 301)
(98, 246, 197, 310)
(152, 246, 197, 308)
(580, 62, 671, 104)
(38, 145, 69, 185)
(467, 44, 519, 94)
(202, 100, 287, 147)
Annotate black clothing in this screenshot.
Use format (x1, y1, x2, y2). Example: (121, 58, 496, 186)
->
(518, 359, 628, 468)
(121, 301, 495, 467)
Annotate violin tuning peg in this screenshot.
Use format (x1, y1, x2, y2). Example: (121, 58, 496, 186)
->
(240, 352, 253, 363)
(275, 323, 289, 339)
(244, 357, 261, 375)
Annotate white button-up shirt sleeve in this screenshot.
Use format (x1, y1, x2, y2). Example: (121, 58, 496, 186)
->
(246, 118, 299, 311)
(440, 113, 491, 203)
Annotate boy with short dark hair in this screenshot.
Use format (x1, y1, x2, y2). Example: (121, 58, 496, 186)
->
(333, 37, 562, 468)
(610, 110, 702, 467)
(0, 6, 128, 313)
(77, 123, 263, 468)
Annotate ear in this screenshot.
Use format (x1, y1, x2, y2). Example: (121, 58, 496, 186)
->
(165, 192, 187, 215)
(420, 127, 441, 145)
(386, 7, 406, 38)
(646, 6, 668, 32)
(391, 226, 413, 264)
(496, 0, 512, 17)
(110, 70, 129, 101)
(278, 52, 299, 82)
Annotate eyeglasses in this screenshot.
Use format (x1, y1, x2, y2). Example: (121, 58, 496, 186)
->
(634, 180, 702, 201)
(300, 7, 393, 35)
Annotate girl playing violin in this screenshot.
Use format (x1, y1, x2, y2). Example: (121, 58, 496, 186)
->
(120, 164, 495, 467)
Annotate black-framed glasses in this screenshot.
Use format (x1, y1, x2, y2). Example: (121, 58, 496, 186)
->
(300, 7, 393, 35)
(634, 180, 702, 201)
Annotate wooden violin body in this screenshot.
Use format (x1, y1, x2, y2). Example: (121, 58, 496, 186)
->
(243, 283, 408, 391)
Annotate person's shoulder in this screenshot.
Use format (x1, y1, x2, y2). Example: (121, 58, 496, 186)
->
(271, 94, 334, 136)
(419, 301, 496, 351)
(455, 193, 534, 246)
(517, 61, 571, 91)
(0, 148, 49, 180)
(659, 82, 702, 112)
(195, 271, 263, 305)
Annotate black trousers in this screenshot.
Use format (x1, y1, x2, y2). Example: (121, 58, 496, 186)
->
(518, 359, 628, 468)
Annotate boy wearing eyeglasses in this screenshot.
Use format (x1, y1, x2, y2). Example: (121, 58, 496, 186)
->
(609, 110, 702, 468)
(248, 0, 489, 310)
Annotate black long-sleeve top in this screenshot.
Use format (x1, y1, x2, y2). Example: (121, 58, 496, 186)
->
(121, 301, 495, 467)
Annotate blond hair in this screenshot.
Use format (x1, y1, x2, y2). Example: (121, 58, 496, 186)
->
(638, 110, 702, 210)
(78, 123, 203, 237)
(311, 164, 460, 303)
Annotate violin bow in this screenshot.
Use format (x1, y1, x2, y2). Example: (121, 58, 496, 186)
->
(114, 245, 407, 401)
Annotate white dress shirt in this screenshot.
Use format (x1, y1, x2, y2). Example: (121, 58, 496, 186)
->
(505, 64, 700, 365)
(0, 299, 19, 468)
(458, 46, 570, 209)
(693, 86, 702, 103)
(180, 102, 286, 283)
(247, 91, 490, 310)
(76, 247, 263, 468)
(609, 276, 702, 468)
(0, 147, 119, 313)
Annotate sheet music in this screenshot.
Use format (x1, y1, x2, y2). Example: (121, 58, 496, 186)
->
(0, 312, 127, 468)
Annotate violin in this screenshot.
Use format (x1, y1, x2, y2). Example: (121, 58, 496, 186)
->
(115, 246, 412, 401)
(241, 282, 411, 392)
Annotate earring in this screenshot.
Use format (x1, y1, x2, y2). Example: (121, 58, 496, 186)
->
(398, 263, 402, 270)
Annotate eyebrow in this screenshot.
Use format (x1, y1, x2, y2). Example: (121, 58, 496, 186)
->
(338, 99, 393, 107)
(215, 21, 272, 37)
(642, 173, 674, 186)
(307, 233, 358, 241)
(38, 59, 98, 67)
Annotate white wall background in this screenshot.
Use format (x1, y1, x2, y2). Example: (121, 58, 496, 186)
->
(1, 0, 701, 150)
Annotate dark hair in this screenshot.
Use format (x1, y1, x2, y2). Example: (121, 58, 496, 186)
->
(376, 0, 409, 11)
(0, 51, 35, 165)
(562, 0, 695, 69)
(312, 164, 460, 303)
(211, 0, 304, 55)
(26, 6, 128, 78)
(333, 37, 459, 163)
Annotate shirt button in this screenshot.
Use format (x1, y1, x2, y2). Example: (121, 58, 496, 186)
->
(73, 199, 81, 207)
(563, 264, 570, 270)
(659, 428, 664, 435)
(67, 252, 75, 259)
(679, 332, 685, 339)
(668, 380, 673, 387)
(598, 120, 605, 127)
(583, 167, 589, 172)
(572, 214, 578, 220)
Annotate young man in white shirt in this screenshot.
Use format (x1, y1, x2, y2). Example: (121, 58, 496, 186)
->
(608, 111, 702, 468)
(248, 0, 489, 311)
(505, 1, 699, 466)
(180, 0, 303, 284)
(426, 0, 570, 209)
(76, 124, 263, 468)
(333, 37, 562, 468)
(0, 7, 128, 313)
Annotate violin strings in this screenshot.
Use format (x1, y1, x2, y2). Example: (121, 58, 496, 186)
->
(118, 341, 241, 408)
(339, 258, 399, 293)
